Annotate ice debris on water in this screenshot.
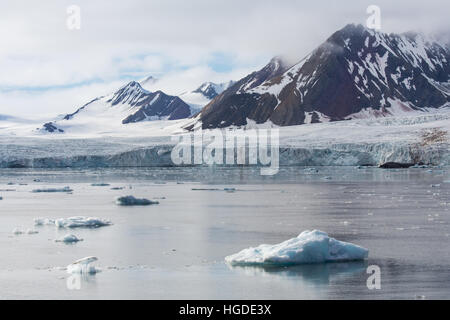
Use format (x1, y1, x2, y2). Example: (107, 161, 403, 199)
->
(12, 228, 23, 235)
(31, 186, 73, 193)
(67, 256, 99, 274)
(225, 230, 368, 266)
(55, 234, 83, 243)
(116, 195, 159, 206)
(34, 216, 112, 228)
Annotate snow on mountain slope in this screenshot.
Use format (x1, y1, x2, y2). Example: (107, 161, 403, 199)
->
(179, 81, 235, 114)
(38, 81, 192, 134)
(197, 24, 450, 129)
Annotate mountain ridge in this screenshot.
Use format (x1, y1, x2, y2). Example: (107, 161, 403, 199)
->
(196, 24, 450, 129)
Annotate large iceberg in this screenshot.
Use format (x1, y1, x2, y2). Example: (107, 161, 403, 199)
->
(225, 230, 368, 266)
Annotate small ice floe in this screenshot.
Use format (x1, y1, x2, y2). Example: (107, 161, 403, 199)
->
(55, 234, 83, 243)
(12, 228, 24, 235)
(225, 230, 368, 266)
(26, 229, 39, 234)
(116, 195, 159, 206)
(31, 186, 73, 193)
(35, 216, 112, 228)
(91, 183, 110, 187)
(411, 164, 429, 169)
(66, 256, 99, 274)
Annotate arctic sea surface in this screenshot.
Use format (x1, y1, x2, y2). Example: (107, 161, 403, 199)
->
(0, 166, 449, 299)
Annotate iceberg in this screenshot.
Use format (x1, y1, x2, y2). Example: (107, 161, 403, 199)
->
(31, 186, 73, 193)
(34, 216, 112, 228)
(12, 228, 24, 235)
(67, 256, 99, 274)
(116, 195, 159, 206)
(55, 234, 83, 243)
(225, 230, 368, 266)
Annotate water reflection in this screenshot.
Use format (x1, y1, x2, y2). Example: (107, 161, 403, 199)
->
(227, 261, 368, 285)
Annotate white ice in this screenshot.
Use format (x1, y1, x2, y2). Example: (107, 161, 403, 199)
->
(31, 186, 73, 193)
(225, 230, 369, 266)
(55, 234, 83, 243)
(66, 256, 99, 274)
(35, 216, 112, 228)
(116, 195, 159, 206)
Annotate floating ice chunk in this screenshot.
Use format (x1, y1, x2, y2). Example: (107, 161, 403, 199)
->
(304, 168, 319, 174)
(91, 183, 110, 186)
(116, 195, 159, 206)
(225, 230, 369, 266)
(55, 234, 83, 243)
(31, 186, 73, 193)
(35, 216, 111, 228)
(55, 216, 112, 228)
(34, 218, 55, 226)
(67, 256, 99, 274)
(12, 228, 24, 235)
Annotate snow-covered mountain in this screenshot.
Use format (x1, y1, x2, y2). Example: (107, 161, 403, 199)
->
(41, 81, 191, 133)
(179, 81, 234, 112)
(196, 24, 450, 129)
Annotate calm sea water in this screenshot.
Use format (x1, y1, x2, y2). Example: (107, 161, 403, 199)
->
(0, 166, 449, 299)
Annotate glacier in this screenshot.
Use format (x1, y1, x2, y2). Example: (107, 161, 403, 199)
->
(225, 230, 369, 266)
(0, 107, 449, 168)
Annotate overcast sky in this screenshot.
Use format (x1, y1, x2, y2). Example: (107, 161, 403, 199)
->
(0, 0, 448, 118)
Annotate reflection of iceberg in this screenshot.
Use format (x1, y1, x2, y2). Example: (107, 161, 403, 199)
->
(225, 230, 368, 266)
(35, 216, 112, 228)
(227, 261, 367, 285)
